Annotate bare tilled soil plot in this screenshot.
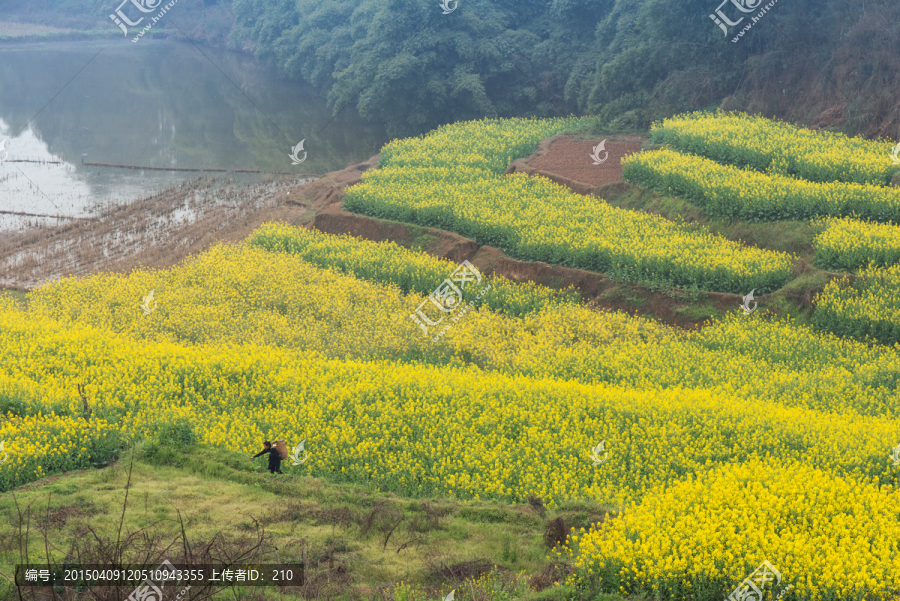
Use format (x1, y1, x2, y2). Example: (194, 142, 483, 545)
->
(1, 176, 306, 291)
(506, 134, 646, 195)
(0, 158, 380, 292)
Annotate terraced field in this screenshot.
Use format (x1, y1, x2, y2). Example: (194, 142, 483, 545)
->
(3, 114, 900, 601)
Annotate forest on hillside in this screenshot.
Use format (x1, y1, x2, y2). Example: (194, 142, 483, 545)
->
(4, 0, 900, 139)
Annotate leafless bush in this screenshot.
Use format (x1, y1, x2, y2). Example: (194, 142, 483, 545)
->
(544, 516, 568, 549)
(427, 558, 493, 582)
(528, 561, 571, 592)
(0, 448, 304, 601)
(527, 495, 546, 518)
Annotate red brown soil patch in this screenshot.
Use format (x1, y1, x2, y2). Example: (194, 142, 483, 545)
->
(506, 134, 645, 195)
(312, 208, 479, 265)
(429, 558, 494, 581)
(529, 562, 572, 592)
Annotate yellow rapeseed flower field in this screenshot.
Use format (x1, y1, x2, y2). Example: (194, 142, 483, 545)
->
(26, 243, 427, 360)
(0, 408, 121, 490)
(443, 306, 900, 418)
(19, 229, 900, 421)
(813, 216, 900, 270)
(814, 263, 900, 345)
(650, 111, 900, 186)
(622, 148, 900, 222)
(4, 111, 900, 599)
(2, 291, 900, 597)
(628, 112, 900, 351)
(246, 222, 580, 317)
(4, 292, 900, 501)
(565, 459, 900, 600)
(344, 118, 794, 293)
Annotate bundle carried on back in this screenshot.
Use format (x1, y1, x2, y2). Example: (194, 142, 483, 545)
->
(274, 440, 288, 460)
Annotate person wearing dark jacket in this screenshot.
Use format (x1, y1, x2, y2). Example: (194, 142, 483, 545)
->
(250, 441, 282, 474)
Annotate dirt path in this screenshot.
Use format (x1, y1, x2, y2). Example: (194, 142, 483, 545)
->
(0, 139, 740, 330)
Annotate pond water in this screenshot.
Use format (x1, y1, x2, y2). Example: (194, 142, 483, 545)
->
(0, 38, 388, 229)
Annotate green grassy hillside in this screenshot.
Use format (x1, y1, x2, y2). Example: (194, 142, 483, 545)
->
(0, 441, 612, 601)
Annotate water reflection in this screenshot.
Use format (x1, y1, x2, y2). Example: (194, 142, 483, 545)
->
(0, 38, 387, 229)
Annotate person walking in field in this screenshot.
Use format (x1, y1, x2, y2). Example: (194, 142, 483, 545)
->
(250, 440, 283, 474)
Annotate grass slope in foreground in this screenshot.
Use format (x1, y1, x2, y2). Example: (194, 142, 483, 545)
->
(0, 441, 593, 601)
